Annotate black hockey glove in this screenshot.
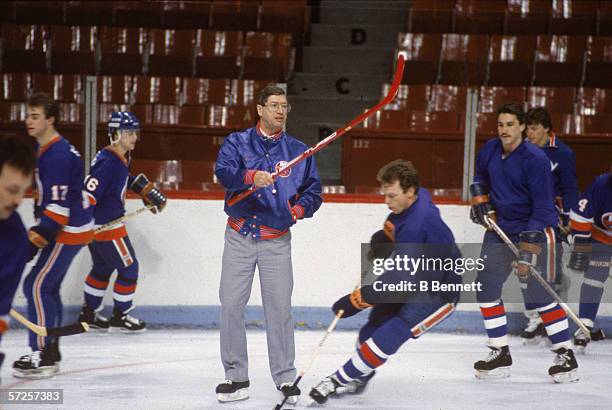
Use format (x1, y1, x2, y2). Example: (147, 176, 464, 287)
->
(28, 225, 58, 261)
(130, 174, 167, 214)
(332, 287, 373, 318)
(515, 231, 544, 283)
(469, 183, 496, 228)
(568, 238, 591, 272)
(368, 229, 393, 262)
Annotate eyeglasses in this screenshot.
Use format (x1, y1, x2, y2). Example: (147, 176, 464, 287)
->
(262, 103, 291, 113)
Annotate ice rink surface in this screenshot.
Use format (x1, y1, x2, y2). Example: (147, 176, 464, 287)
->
(1, 329, 611, 410)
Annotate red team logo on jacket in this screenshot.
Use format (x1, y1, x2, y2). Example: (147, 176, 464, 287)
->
(275, 161, 291, 178)
(602, 212, 612, 231)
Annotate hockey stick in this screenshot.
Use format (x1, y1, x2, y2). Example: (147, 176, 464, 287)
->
(483, 216, 591, 339)
(10, 309, 89, 337)
(273, 309, 344, 410)
(228, 52, 407, 207)
(94, 204, 155, 233)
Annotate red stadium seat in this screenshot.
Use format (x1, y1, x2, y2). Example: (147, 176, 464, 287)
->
(178, 105, 207, 126)
(98, 76, 133, 104)
(1, 73, 30, 101)
(0, 24, 49, 73)
(576, 88, 612, 115)
(58, 102, 82, 124)
(388, 84, 431, 111)
(479, 86, 527, 112)
(99, 27, 149, 75)
(130, 159, 165, 183)
(180, 160, 216, 184)
(49, 25, 97, 75)
(476, 112, 498, 134)
(506, 0, 551, 35)
(31, 74, 54, 95)
(14, 1, 64, 25)
(161, 1, 211, 29)
(550, 0, 599, 35)
(182, 78, 232, 106)
(487, 35, 537, 86)
(533, 35, 587, 86)
(147, 29, 196, 77)
(578, 114, 612, 134)
(113, 1, 163, 28)
(406, 0, 455, 33)
(363, 108, 409, 130)
(453, 0, 506, 34)
(439, 34, 488, 86)
(243, 32, 294, 81)
(152, 104, 179, 125)
(549, 113, 575, 134)
(54, 74, 83, 102)
(210, 1, 259, 31)
(98, 103, 130, 123)
(407, 110, 462, 131)
(65, 1, 114, 26)
(234, 79, 269, 106)
(0, 102, 27, 122)
(195, 30, 243, 78)
(584, 36, 612, 88)
(259, 1, 309, 35)
(130, 103, 153, 125)
(207, 105, 256, 128)
(430, 85, 468, 112)
(527, 87, 576, 113)
(397, 33, 443, 84)
(133, 76, 181, 105)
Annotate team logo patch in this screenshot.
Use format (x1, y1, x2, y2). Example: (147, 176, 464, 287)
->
(275, 161, 291, 178)
(602, 212, 612, 230)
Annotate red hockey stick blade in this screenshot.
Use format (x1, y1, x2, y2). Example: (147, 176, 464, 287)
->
(227, 52, 407, 207)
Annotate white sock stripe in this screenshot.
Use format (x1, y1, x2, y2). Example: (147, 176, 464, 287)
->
(351, 351, 374, 374)
(113, 292, 135, 302)
(544, 319, 568, 336)
(84, 284, 107, 297)
(484, 316, 507, 330)
(479, 300, 501, 308)
(488, 335, 508, 348)
(551, 340, 572, 350)
(536, 302, 558, 313)
(582, 277, 605, 288)
(338, 367, 354, 383)
(365, 339, 388, 360)
(579, 318, 594, 328)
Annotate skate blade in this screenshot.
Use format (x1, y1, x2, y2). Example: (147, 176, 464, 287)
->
(551, 369, 579, 383)
(278, 393, 299, 405)
(12, 366, 59, 379)
(109, 327, 146, 334)
(475, 366, 511, 379)
(575, 345, 587, 355)
(305, 397, 324, 407)
(521, 337, 542, 346)
(217, 388, 249, 403)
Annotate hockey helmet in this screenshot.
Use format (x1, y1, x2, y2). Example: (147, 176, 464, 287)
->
(108, 111, 140, 144)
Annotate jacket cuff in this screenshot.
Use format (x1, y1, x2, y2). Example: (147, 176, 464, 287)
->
(244, 170, 257, 185)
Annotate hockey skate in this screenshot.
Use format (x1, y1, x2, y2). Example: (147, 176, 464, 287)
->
(573, 327, 606, 353)
(13, 343, 61, 379)
(309, 375, 341, 404)
(278, 382, 300, 405)
(521, 316, 544, 345)
(336, 371, 376, 396)
(215, 380, 249, 402)
(549, 348, 579, 383)
(109, 310, 146, 333)
(474, 345, 512, 379)
(78, 304, 109, 332)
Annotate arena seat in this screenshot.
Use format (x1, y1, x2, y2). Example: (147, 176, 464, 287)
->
(1, 73, 30, 100)
(397, 33, 443, 84)
(577, 114, 612, 134)
(476, 112, 498, 134)
(207, 105, 256, 128)
(132, 76, 181, 105)
(161, 1, 211, 29)
(406, 0, 455, 33)
(407, 110, 462, 131)
(65, 1, 114, 26)
(0, 24, 48, 73)
(430, 85, 468, 112)
(49, 25, 97, 75)
(58, 102, 82, 124)
(0, 101, 26, 122)
(31, 73, 54, 95)
(576, 88, 612, 115)
(194, 30, 243, 79)
(99, 26, 149, 75)
(147, 29, 196, 77)
(243, 32, 293, 81)
(550, 0, 599, 35)
(98, 75, 133, 104)
(388, 84, 431, 111)
(439, 34, 488, 85)
(98, 103, 130, 123)
(178, 105, 207, 126)
(363, 108, 409, 130)
(584, 36, 612, 88)
(487, 35, 537, 86)
(453, 0, 506, 34)
(533, 35, 587, 86)
(527, 86, 576, 113)
(505, 0, 551, 35)
(114, 1, 163, 28)
(152, 104, 179, 125)
(182, 78, 232, 106)
(479, 86, 527, 112)
(54, 74, 83, 102)
(210, 1, 258, 31)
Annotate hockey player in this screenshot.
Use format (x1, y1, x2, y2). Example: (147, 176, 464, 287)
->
(13, 92, 94, 379)
(520, 107, 579, 344)
(470, 103, 578, 383)
(215, 85, 322, 404)
(0, 136, 36, 376)
(569, 170, 611, 352)
(79, 111, 167, 333)
(309, 160, 461, 404)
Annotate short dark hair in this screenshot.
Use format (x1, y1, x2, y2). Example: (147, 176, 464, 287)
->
(497, 102, 526, 124)
(377, 159, 419, 192)
(27, 92, 60, 124)
(526, 107, 552, 131)
(257, 84, 286, 106)
(0, 135, 36, 176)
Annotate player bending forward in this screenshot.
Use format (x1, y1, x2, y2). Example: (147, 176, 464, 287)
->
(79, 112, 167, 333)
(309, 160, 462, 404)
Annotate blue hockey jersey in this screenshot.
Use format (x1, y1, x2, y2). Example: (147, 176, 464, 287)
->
(474, 138, 558, 234)
(34, 136, 93, 245)
(85, 146, 131, 241)
(215, 125, 322, 237)
(570, 173, 612, 245)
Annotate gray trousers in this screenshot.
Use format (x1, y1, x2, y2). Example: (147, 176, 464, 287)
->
(219, 225, 296, 385)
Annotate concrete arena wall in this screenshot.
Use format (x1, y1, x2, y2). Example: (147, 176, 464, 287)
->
(12, 198, 612, 334)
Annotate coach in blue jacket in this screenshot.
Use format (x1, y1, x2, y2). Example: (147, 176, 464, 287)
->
(214, 85, 323, 404)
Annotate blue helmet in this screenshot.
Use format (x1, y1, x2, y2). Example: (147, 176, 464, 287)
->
(108, 111, 140, 143)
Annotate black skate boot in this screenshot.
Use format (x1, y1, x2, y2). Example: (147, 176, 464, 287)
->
(309, 375, 341, 404)
(110, 309, 146, 333)
(337, 371, 376, 395)
(215, 380, 250, 402)
(278, 382, 301, 405)
(573, 326, 606, 353)
(521, 317, 544, 345)
(78, 304, 109, 331)
(13, 341, 61, 379)
(549, 347, 579, 383)
(474, 345, 512, 379)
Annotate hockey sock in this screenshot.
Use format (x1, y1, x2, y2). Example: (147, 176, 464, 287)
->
(537, 303, 571, 349)
(480, 301, 508, 347)
(83, 271, 110, 310)
(113, 261, 139, 313)
(334, 339, 387, 385)
(578, 271, 607, 324)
